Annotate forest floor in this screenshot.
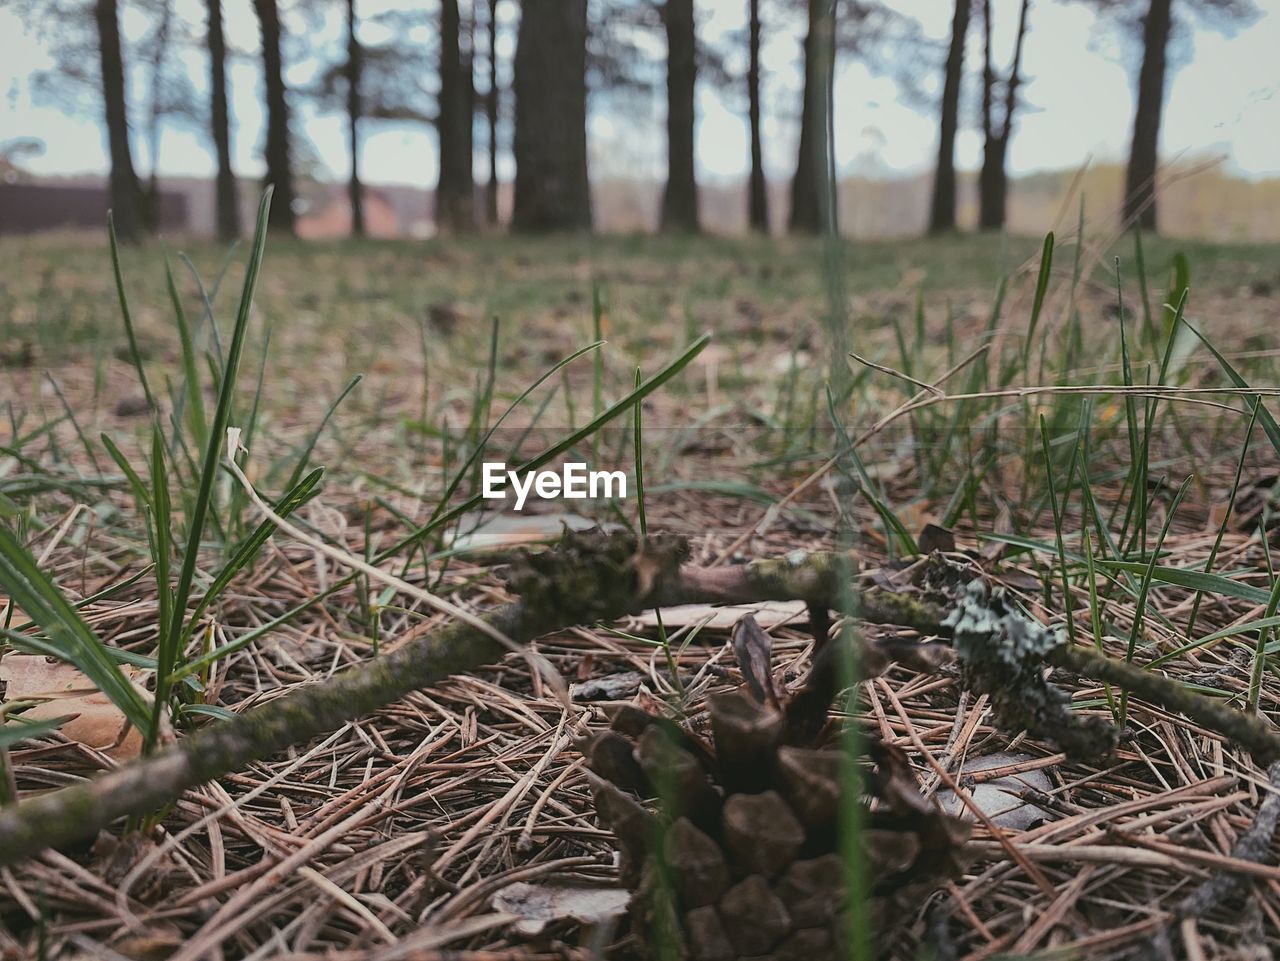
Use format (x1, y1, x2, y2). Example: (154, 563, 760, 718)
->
(2, 223, 1280, 959)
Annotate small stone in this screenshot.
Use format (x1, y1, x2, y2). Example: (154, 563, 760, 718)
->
(114, 395, 153, 417)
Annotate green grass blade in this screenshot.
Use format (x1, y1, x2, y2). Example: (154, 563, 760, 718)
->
(1119, 475, 1191, 721)
(185, 466, 324, 637)
(1023, 232, 1054, 369)
(424, 341, 604, 533)
(0, 524, 151, 730)
(162, 189, 274, 667)
(285, 375, 361, 491)
(0, 625, 158, 672)
(0, 716, 73, 749)
(1153, 616, 1280, 669)
(1248, 537, 1280, 713)
(106, 211, 156, 413)
(146, 426, 176, 748)
(1098, 561, 1271, 605)
(1184, 320, 1280, 457)
(167, 259, 210, 453)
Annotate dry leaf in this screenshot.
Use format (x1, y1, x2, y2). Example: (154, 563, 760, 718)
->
(0, 653, 149, 760)
(448, 513, 607, 552)
(627, 600, 808, 632)
(732, 614, 780, 708)
(492, 881, 629, 935)
(570, 672, 646, 701)
(918, 523, 956, 554)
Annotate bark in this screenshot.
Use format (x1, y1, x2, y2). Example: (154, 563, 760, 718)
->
(253, 0, 296, 234)
(346, 0, 364, 237)
(788, 0, 835, 235)
(927, 0, 971, 235)
(207, 0, 240, 240)
(95, 0, 146, 242)
(1125, 0, 1172, 231)
(660, 0, 699, 233)
(512, 0, 592, 232)
(977, 0, 1029, 231)
(438, 0, 476, 232)
(486, 0, 500, 227)
(747, 0, 768, 233)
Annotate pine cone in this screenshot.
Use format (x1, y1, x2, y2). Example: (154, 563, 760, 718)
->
(583, 615, 969, 960)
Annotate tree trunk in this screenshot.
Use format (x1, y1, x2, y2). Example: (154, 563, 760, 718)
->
(207, 0, 240, 240)
(1125, 0, 1171, 231)
(788, 0, 834, 235)
(464, 6, 477, 206)
(486, 0, 500, 226)
(253, 0, 295, 234)
(978, 135, 1008, 230)
(438, 0, 476, 232)
(95, 0, 146, 241)
(747, 0, 768, 233)
(511, 0, 591, 232)
(346, 0, 364, 237)
(660, 0, 698, 232)
(927, 0, 971, 235)
(977, 0, 1028, 231)
(141, 0, 174, 233)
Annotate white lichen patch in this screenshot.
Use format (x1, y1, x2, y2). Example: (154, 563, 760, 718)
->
(942, 580, 1064, 670)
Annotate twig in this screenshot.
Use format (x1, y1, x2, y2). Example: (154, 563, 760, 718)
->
(0, 533, 913, 866)
(847, 351, 943, 396)
(1048, 645, 1280, 767)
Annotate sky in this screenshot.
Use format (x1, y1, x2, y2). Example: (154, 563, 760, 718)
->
(2, 0, 1278, 190)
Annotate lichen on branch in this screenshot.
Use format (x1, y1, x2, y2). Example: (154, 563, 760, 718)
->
(943, 579, 1120, 761)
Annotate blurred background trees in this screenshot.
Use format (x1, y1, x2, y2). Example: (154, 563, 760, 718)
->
(512, 0, 590, 231)
(927, 0, 972, 235)
(252, 0, 296, 233)
(95, 0, 148, 240)
(1073, 0, 1258, 230)
(1, 0, 1266, 240)
(206, 0, 239, 239)
(978, 0, 1030, 230)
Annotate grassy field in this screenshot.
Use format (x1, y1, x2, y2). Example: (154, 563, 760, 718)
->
(3, 213, 1280, 958)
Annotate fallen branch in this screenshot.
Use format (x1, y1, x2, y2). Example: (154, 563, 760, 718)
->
(1177, 761, 1280, 918)
(2, 531, 1279, 871)
(1048, 645, 1280, 767)
(0, 532, 924, 867)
